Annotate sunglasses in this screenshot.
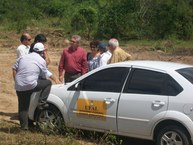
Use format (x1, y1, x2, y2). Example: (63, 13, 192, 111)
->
(90, 45, 97, 49)
(70, 40, 77, 43)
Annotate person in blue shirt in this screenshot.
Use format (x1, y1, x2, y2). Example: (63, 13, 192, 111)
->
(97, 42, 112, 66)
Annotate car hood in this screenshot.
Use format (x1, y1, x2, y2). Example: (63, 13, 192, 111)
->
(50, 84, 69, 98)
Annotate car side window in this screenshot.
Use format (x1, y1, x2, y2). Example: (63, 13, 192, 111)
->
(176, 67, 193, 84)
(166, 74, 183, 96)
(69, 67, 129, 92)
(124, 69, 165, 95)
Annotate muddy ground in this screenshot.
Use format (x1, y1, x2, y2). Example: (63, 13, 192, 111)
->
(0, 31, 193, 145)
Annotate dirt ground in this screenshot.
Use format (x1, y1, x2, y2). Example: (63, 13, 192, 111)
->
(0, 33, 193, 121)
(0, 31, 193, 144)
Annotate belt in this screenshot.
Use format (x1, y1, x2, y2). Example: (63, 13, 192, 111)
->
(66, 72, 81, 75)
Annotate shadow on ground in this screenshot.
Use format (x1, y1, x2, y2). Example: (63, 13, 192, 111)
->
(77, 130, 155, 145)
(0, 112, 18, 121)
(120, 136, 155, 145)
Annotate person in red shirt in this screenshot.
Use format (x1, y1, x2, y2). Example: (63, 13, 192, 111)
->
(58, 35, 88, 83)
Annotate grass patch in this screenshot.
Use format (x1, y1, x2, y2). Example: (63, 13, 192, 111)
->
(0, 120, 81, 145)
(0, 120, 124, 145)
(121, 39, 193, 53)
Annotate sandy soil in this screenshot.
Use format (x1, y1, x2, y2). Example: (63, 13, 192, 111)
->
(0, 31, 64, 122)
(0, 52, 63, 122)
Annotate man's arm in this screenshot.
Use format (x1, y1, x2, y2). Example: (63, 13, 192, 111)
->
(42, 67, 60, 84)
(50, 75, 60, 84)
(12, 59, 19, 81)
(43, 51, 51, 65)
(81, 50, 88, 75)
(58, 50, 65, 82)
(43, 44, 51, 65)
(108, 51, 119, 64)
(121, 48, 131, 61)
(125, 52, 132, 60)
(12, 68, 16, 81)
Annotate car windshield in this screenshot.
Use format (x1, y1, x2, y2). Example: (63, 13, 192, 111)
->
(176, 67, 193, 84)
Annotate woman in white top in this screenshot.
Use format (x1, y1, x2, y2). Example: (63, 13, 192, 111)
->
(97, 42, 112, 66)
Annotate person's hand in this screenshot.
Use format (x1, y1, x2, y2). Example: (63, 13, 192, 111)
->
(44, 44, 48, 51)
(59, 75, 63, 83)
(55, 79, 61, 84)
(50, 75, 61, 84)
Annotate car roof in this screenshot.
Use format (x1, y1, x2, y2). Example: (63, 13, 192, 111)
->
(113, 60, 193, 71)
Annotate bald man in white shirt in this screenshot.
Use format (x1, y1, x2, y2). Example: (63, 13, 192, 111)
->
(16, 33, 32, 58)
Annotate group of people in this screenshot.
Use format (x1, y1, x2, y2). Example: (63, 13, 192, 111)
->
(87, 38, 132, 71)
(59, 35, 132, 83)
(12, 33, 131, 130)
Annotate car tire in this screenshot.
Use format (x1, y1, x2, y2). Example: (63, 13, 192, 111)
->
(156, 125, 191, 145)
(35, 104, 64, 134)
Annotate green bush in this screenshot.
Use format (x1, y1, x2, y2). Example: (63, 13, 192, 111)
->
(96, 0, 139, 39)
(0, 0, 192, 40)
(43, 0, 66, 17)
(140, 0, 193, 40)
(71, 7, 98, 39)
(174, 0, 193, 39)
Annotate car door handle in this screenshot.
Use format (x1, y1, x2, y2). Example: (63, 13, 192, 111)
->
(104, 98, 115, 105)
(152, 101, 165, 107)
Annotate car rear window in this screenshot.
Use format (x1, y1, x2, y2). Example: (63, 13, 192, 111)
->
(124, 68, 183, 96)
(125, 69, 165, 95)
(176, 67, 193, 84)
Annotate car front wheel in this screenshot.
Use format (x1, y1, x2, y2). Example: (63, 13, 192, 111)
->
(35, 104, 64, 134)
(156, 125, 191, 145)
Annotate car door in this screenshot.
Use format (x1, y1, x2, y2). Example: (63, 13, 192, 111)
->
(117, 67, 169, 136)
(68, 67, 130, 131)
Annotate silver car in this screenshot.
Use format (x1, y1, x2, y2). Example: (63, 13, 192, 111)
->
(29, 60, 193, 145)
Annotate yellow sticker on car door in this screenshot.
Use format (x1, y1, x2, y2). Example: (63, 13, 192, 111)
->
(76, 99, 107, 120)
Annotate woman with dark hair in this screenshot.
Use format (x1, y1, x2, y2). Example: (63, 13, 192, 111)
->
(29, 34, 50, 65)
(87, 40, 101, 71)
(29, 34, 47, 53)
